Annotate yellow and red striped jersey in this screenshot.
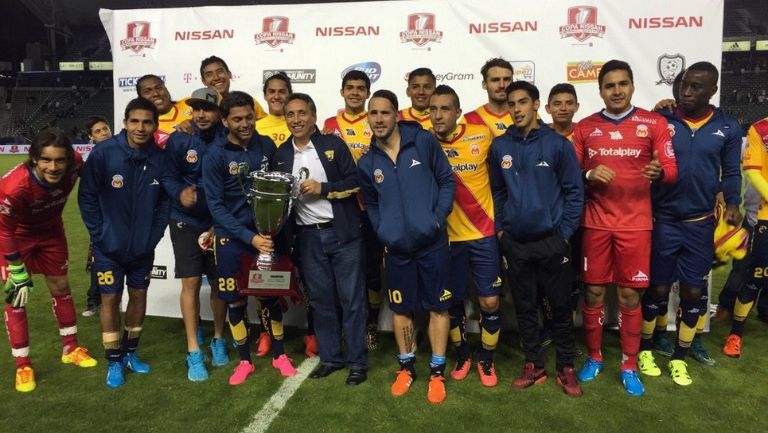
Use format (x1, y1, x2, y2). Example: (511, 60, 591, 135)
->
(156, 99, 193, 148)
(462, 104, 512, 137)
(437, 123, 495, 241)
(399, 107, 432, 130)
(256, 114, 290, 147)
(323, 111, 372, 162)
(743, 117, 768, 220)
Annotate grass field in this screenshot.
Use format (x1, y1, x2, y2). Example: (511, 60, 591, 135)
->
(1, 154, 767, 433)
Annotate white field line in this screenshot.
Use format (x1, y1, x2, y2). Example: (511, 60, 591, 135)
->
(241, 356, 320, 433)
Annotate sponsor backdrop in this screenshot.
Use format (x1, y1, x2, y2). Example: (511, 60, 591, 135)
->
(100, 0, 722, 328)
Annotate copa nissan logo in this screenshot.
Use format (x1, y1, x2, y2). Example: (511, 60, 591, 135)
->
(400, 12, 443, 48)
(174, 29, 234, 40)
(120, 21, 157, 56)
(255, 16, 296, 50)
(118, 75, 165, 93)
(342, 62, 382, 84)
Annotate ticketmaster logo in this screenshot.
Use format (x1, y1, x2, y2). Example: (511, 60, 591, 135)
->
(262, 69, 316, 83)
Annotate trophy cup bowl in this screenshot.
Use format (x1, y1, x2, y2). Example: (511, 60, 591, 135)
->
(246, 171, 297, 270)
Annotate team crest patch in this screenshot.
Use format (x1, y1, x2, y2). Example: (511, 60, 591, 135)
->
(439, 289, 452, 302)
(445, 148, 459, 158)
(636, 124, 648, 138)
(374, 168, 384, 184)
(325, 150, 334, 161)
(363, 129, 373, 138)
(664, 141, 675, 158)
(668, 124, 676, 137)
(111, 174, 124, 188)
(186, 149, 198, 163)
(501, 155, 513, 169)
(470, 143, 480, 156)
(228, 162, 239, 175)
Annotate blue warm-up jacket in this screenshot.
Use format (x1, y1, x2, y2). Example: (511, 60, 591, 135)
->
(653, 106, 742, 221)
(489, 123, 583, 241)
(78, 130, 170, 263)
(163, 123, 225, 229)
(202, 133, 276, 246)
(358, 121, 455, 256)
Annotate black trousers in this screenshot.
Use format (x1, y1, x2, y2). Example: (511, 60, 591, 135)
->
(500, 232, 577, 371)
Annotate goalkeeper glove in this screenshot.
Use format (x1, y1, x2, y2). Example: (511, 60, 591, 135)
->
(4, 263, 33, 308)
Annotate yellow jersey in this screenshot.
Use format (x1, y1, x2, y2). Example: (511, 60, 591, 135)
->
(323, 111, 372, 162)
(156, 99, 193, 148)
(742, 117, 768, 220)
(399, 107, 432, 130)
(462, 104, 512, 137)
(256, 114, 290, 147)
(437, 123, 496, 241)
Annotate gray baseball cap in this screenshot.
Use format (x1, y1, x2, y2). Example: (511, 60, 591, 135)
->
(185, 87, 220, 109)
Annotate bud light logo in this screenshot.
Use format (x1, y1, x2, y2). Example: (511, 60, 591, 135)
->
(341, 62, 382, 84)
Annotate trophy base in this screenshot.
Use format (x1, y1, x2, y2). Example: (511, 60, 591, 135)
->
(237, 253, 301, 301)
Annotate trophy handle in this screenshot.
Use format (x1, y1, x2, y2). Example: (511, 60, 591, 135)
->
(237, 162, 252, 205)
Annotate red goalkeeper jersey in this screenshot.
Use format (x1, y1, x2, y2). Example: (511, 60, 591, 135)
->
(0, 153, 82, 257)
(572, 107, 677, 231)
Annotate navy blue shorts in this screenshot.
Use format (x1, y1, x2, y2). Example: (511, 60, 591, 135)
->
(213, 236, 254, 303)
(650, 218, 714, 288)
(448, 236, 502, 300)
(384, 241, 451, 314)
(92, 247, 153, 294)
(748, 221, 768, 287)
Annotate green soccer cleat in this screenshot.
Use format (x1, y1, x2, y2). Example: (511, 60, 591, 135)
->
(668, 359, 692, 386)
(638, 350, 661, 377)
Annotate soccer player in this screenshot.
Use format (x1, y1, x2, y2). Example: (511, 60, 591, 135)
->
(78, 98, 171, 389)
(399, 67, 436, 129)
(163, 88, 230, 382)
(1, 128, 97, 392)
(256, 72, 292, 146)
(82, 115, 113, 318)
(573, 60, 678, 397)
(545, 83, 580, 141)
(272, 93, 367, 385)
(200, 55, 267, 120)
(202, 91, 296, 386)
(358, 90, 455, 404)
(463, 58, 514, 137)
(723, 113, 768, 358)
(428, 85, 502, 387)
(323, 70, 382, 350)
(136, 74, 192, 148)
(489, 81, 584, 397)
(639, 62, 742, 385)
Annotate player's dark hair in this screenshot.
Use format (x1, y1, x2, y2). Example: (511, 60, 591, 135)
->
(27, 128, 75, 170)
(285, 93, 316, 115)
(548, 83, 578, 103)
(431, 85, 460, 109)
(408, 67, 436, 85)
(200, 55, 230, 77)
(263, 72, 293, 95)
(219, 91, 255, 118)
(672, 70, 686, 104)
(124, 97, 159, 123)
(598, 60, 633, 87)
(135, 74, 164, 96)
(506, 81, 539, 101)
(341, 70, 371, 92)
(85, 115, 110, 135)
(370, 89, 399, 112)
(480, 58, 513, 81)
(686, 61, 720, 84)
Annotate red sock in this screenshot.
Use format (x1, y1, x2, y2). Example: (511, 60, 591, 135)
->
(582, 303, 604, 362)
(52, 294, 78, 354)
(619, 304, 642, 371)
(4, 304, 31, 368)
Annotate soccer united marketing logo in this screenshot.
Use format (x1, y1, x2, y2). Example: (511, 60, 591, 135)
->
(120, 21, 157, 53)
(254, 16, 296, 48)
(559, 6, 606, 42)
(400, 13, 443, 47)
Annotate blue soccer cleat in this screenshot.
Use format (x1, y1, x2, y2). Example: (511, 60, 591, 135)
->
(187, 350, 208, 382)
(620, 369, 645, 397)
(123, 352, 151, 374)
(106, 361, 125, 389)
(577, 357, 603, 382)
(209, 338, 230, 367)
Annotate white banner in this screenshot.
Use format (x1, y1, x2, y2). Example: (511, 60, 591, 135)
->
(101, 0, 723, 326)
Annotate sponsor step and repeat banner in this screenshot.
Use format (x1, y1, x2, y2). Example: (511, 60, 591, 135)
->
(101, 0, 723, 328)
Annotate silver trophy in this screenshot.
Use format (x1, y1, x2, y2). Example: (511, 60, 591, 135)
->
(237, 163, 308, 270)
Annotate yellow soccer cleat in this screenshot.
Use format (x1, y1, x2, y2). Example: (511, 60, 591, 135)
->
(668, 360, 693, 386)
(15, 366, 36, 392)
(61, 347, 98, 368)
(638, 350, 661, 377)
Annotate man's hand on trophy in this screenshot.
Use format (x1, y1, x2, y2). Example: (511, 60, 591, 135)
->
(179, 185, 198, 207)
(251, 234, 274, 254)
(300, 179, 321, 196)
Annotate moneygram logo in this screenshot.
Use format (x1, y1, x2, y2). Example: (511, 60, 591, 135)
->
(511, 61, 535, 83)
(400, 13, 443, 47)
(120, 21, 157, 53)
(567, 60, 604, 83)
(342, 62, 382, 83)
(263, 69, 317, 84)
(118, 75, 165, 93)
(559, 6, 606, 42)
(403, 71, 474, 82)
(255, 16, 296, 48)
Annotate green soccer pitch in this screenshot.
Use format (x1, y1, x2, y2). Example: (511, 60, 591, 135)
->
(0, 154, 766, 433)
